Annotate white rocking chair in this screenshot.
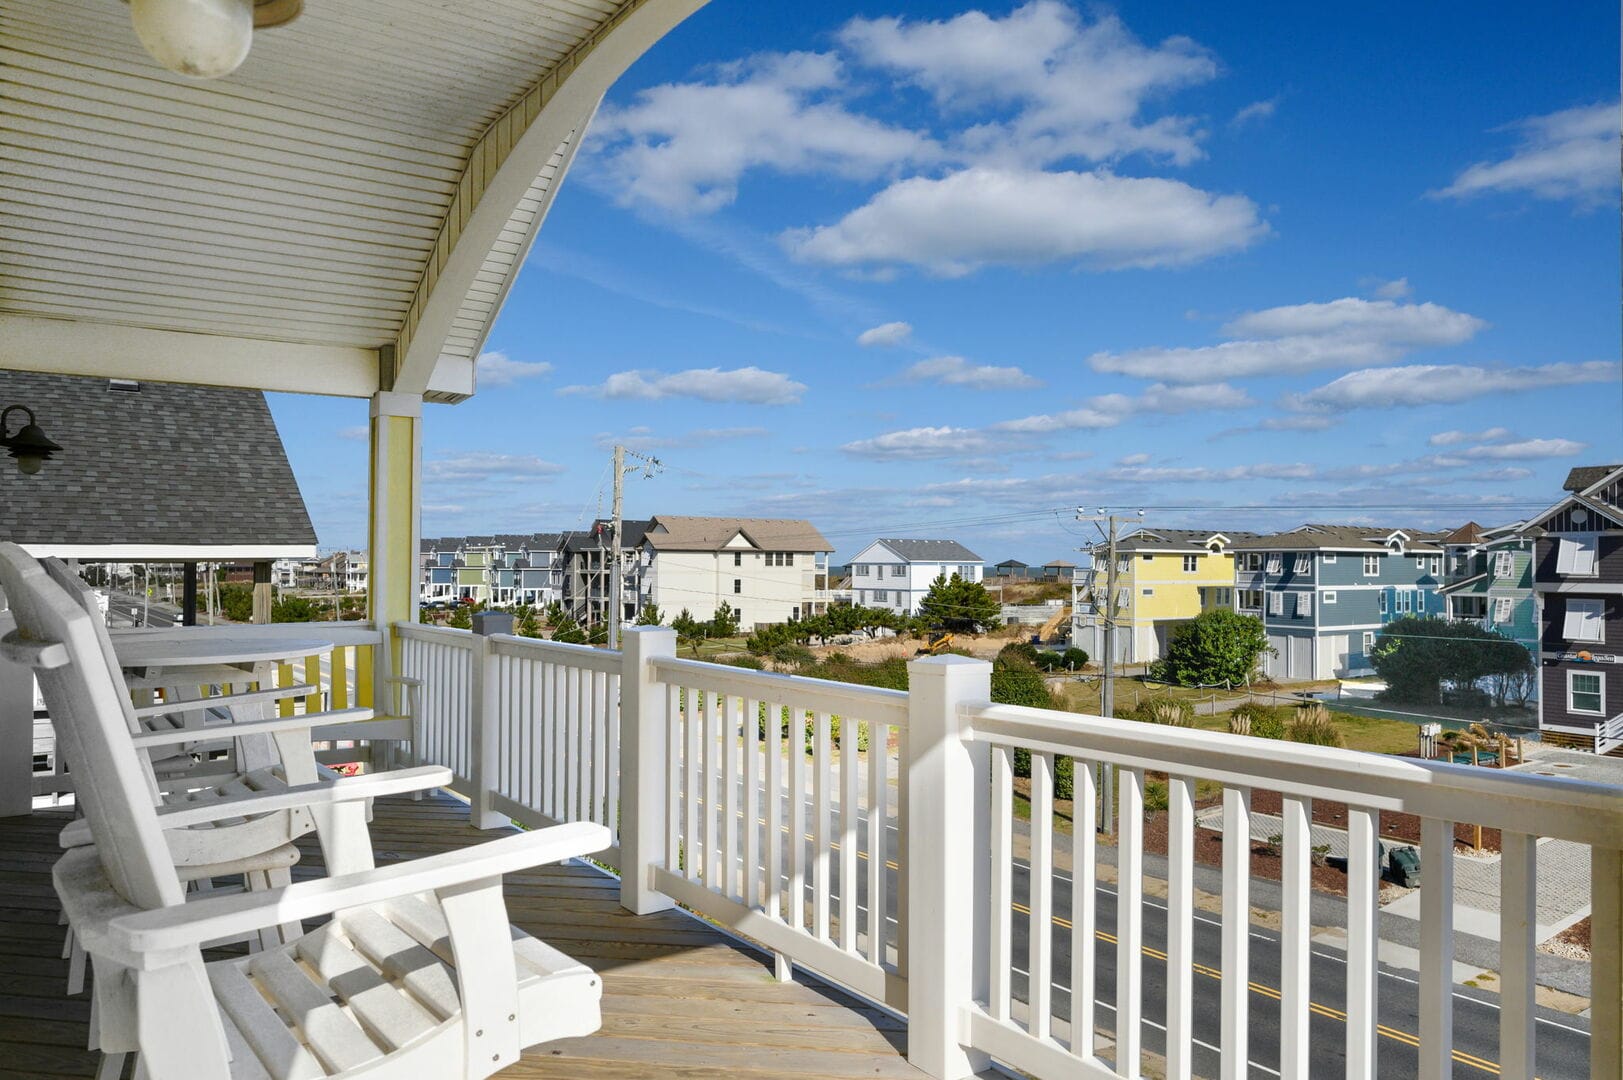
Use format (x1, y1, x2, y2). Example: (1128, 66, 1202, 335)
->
(1, 543, 607, 1079)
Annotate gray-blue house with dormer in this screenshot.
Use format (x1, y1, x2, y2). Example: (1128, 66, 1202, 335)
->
(1232, 524, 1449, 681)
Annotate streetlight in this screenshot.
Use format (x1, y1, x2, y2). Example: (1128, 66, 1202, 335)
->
(0, 405, 63, 475)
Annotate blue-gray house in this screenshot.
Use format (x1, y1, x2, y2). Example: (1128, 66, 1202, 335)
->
(1232, 524, 1449, 681)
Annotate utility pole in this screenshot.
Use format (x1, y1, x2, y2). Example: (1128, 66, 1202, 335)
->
(607, 445, 664, 650)
(609, 444, 625, 649)
(1077, 508, 1142, 836)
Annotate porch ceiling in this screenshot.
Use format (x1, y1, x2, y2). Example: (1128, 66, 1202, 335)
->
(0, 0, 703, 399)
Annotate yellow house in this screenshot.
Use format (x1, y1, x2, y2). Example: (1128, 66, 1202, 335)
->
(1071, 529, 1255, 665)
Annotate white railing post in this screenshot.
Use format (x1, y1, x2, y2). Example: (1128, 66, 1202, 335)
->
(467, 611, 511, 829)
(620, 626, 678, 915)
(906, 655, 992, 1080)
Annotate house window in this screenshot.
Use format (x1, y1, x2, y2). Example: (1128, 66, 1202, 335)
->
(1142, 588, 1154, 597)
(1239, 589, 1263, 610)
(957, 563, 975, 577)
(856, 564, 870, 577)
(1493, 597, 1514, 624)
(874, 590, 888, 603)
(734, 579, 742, 594)
(785, 553, 795, 567)
(1563, 598, 1605, 643)
(1361, 631, 1375, 654)
(1556, 535, 1599, 576)
(1429, 556, 1442, 575)
(1266, 554, 1282, 574)
(857, 590, 867, 604)
(1363, 555, 1380, 577)
(1494, 551, 1514, 578)
(1379, 591, 1388, 613)
(1267, 591, 1283, 616)
(1247, 553, 1264, 571)
(1142, 553, 1153, 561)
(1323, 591, 1337, 604)
(1297, 592, 1313, 617)
(1118, 559, 1130, 574)
(1117, 588, 1130, 609)
(1322, 552, 1336, 563)
(1416, 556, 1426, 570)
(892, 564, 907, 577)
(1182, 555, 1198, 573)
(1569, 671, 1605, 715)
(734, 552, 742, 567)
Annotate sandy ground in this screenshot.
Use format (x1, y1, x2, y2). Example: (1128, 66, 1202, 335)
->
(806, 628, 1028, 663)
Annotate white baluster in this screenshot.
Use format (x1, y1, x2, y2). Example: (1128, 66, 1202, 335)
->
(1499, 830, 1536, 1080)
(1418, 816, 1455, 1076)
(1030, 751, 1055, 1042)
(1071, 757, 1096, 1060)
(1280, 795, 1311, 1079)
(989, 745, 1013, 1023)
(1220, 785, 1250, 1080)
(1345, 807, 1378, 1080)
(1166, 775, 1194, 1080)
(1115, 765, 1143, 1074)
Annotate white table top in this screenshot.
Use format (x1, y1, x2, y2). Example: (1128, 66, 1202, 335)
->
(112, 635, 335, 670)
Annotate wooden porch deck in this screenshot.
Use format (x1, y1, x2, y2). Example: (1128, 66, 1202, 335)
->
(0, 792, 928, 1080)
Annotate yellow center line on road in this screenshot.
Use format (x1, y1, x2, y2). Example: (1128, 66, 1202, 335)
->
(1009, 900, 1509, 1076)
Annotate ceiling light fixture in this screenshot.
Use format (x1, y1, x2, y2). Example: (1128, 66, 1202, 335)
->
(126, 0, 302, 79)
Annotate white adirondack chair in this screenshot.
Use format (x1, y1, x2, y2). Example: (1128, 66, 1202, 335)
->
(0, 544, 607, 1079)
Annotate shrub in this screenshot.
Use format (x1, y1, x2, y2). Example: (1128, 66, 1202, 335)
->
(1228, 704, 1288, 740)
(997, 641, 1042, 667)
(1227, 711, 1252, 736)
(1062, 647, 1089, 669)
(1287, 704, 1344, 747)
(1034, 651, 1066, 672)
(726, 655, 764, 671)
(1132, 695, 1194, 726)
(771, 642, 814, 667)
(991, 665, 1055, 710)
(1143, 778, 1170, 813)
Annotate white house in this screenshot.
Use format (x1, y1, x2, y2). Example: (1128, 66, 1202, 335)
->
(640, 516, 834, 628)
(848, 538, 984, 616)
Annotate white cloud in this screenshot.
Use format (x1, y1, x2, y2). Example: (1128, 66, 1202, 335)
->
(1453, 438, 1587, 460)
(1428, 426, 1512, 447)
(1099, 462, 1316, 484)
(595, 426, 768, 452)
(337, 425, 368, 441)
(423, 452, 565, 483)
(1369, 277, 1413, 300)
(1222, 298, 1484, 345)
(1288, 360, 1621, 410)
(901, 355, 1042, 389)
(1212, 414, 1340, 440)
(994, 381, 1250, 433)
(585, 51, 938, 213)
(858, 321, 913, 347)
(839, 3, 1218, 167)
(1231, 98, 1277, 126)
(475, 350, 553, 387)
(1117, 452, 1151, 465)
(1434, 101, 1619, 207)
(560, 366, 807, 405)
(785, 166, 1266, 276)
(1090, 297, 1487, 382)
(840, 425, 992, 460)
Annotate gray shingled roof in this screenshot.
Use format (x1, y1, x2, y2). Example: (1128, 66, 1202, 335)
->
(0, 370, 316, 556)
(1565, 465, 1623, 493)
(644, 515, 833, 553)
(1232, 524, 1447, 553)
(1098, 528, 1258, 554)
(879, 538, 983, 562)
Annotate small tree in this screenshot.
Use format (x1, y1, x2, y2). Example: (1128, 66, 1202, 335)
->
(515, 605, 541, 638)
(671, 609, 707, 656)
(634, 602, 664, 627)
(1156, 609, 1271, 687)
(541, 600, 567, 629)
(918, 572, 1002, 632)
(708, 602, 740, 638)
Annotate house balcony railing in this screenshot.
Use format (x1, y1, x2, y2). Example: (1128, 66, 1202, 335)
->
(385, 621, 1621, 1080)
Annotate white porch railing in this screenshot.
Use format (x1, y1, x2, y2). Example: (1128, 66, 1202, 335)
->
(391, 624, 1623, 1080)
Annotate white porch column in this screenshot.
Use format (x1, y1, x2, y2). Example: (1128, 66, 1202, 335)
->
(620, 626, 678, 915)
(367, 390, 422, 691)
(906, 654, 993, 1079)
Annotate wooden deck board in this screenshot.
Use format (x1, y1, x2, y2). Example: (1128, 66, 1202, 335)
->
(0, 793, 931, 1079)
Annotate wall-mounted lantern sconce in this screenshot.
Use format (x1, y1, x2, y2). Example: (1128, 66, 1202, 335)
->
(0, 405, 63, 476)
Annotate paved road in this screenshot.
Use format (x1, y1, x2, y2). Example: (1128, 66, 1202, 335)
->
(727, 776, 1595, 1080)
(105, 589, 180, 627)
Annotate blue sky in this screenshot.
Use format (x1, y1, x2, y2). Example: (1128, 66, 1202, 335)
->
(271, 1, 1621, 563)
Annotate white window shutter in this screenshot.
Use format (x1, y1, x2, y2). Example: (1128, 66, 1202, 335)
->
(1299, 592, 1313, 616)
(1268, 591, 1283, 616)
